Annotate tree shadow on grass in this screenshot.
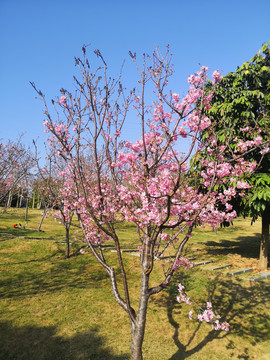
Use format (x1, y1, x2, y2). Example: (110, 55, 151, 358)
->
(0, 257, 110, 299)
(0, 251, 60, 265)
(0, 228, 49, 239)
(154, 271, 270, 359)
(0, 321, 129, 360)
(0, 230, 125, 299)
(202, 234, 261, 259)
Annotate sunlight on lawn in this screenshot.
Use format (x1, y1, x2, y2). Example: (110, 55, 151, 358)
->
(0, 209, 269, 360)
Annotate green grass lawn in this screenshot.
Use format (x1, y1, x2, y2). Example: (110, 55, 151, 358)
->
(0, 208, 269, 359)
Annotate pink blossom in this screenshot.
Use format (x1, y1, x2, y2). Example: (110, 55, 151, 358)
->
(260, 147, 270, 155)
(173, 257, 194, 271)
(240, 126, 250, 132)
(206, 302, 212, 310)
(236, 181, 251, 189)
(172, 93, 180, 103)
(212, 70, 222, 83)
(224, 187, 236, 197)
(201, 65, 209, 72)
(176, 283, 229, 331)
(225, 203, 233, 211)
(59, 96, 67, 104)
(216, 163, 232, 178)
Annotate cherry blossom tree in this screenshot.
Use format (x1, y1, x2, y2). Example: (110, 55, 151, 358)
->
(0, 137, 33, 214)
(33, 148, 75, 257)
(32, 47, 267, 359)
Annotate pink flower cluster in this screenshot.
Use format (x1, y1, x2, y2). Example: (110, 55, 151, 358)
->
(173, 257, 194, 271)
(236, 181, 251, 189)
(59, 95, 68, 108)
(176, 283, 192, 305)
(177, 283, 230, 331)
(260, 147, 270, 155)
(212, 70, 222, 83)
(237, 137, 262, 152)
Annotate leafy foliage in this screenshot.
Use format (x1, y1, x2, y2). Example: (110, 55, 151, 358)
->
(205, 41, 270, 221)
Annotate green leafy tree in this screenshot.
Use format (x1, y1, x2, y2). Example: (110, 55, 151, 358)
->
(205, 41, 270, 269)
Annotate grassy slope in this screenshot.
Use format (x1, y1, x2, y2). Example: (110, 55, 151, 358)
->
(0, 208, 269, 360)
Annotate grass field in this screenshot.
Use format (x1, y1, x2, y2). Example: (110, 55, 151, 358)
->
(0, 208, 269, 359)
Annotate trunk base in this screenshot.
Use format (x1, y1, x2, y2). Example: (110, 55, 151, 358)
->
(259, 211, 270, 270)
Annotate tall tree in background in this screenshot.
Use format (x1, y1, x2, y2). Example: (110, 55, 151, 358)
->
(32, 47, 267, 359)
(202, 42, 270, 269)
(33, 149, 74, 258)
(0, 138, 33, 212)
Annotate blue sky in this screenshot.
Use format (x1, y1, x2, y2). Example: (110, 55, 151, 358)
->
(0, 0, 269, 154)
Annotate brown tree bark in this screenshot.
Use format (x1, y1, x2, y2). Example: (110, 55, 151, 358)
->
(32, 191, 35, 209)
(65, 226, 70, 258)
(258, 208, 270, 270)
(25, 196, 29, 221)
(38, 208, 47, 232)
(130, 273, 150, 360)
(7, 190, 13, 208)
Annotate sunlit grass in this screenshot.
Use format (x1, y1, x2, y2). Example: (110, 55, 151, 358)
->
(0, 208, 269, 359)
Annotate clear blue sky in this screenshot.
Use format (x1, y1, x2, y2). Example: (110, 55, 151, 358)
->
(0, 0, 269, 153)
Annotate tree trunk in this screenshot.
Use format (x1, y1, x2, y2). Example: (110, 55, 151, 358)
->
(258, 209, 270, 270)
(37, 194, 41, 209)
(65, 226, 70, 258)
(19, 193, 23, 208)
(25, 197, 29, 221)
(7, 190, 13, 208)
(130, 273, 149, 360)
(16, 189, 21, 208)
(32, 191, 36, 209)
(38, 208, 47, 232)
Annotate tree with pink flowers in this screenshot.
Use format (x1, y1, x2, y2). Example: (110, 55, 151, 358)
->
(32, 46, 268, 359)
(33, 147, 75, 257)
(0, 137, 33, 213)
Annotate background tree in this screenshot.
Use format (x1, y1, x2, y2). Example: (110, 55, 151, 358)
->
(33, 148, 75, 258)
(33, 164, 59, 232)
(203, 42, 270, 269)
(32, 47, 266, 360)
(0, 138, 33, 214)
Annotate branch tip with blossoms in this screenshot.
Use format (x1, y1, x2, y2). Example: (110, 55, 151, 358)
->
(177, 283, 230, 331)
